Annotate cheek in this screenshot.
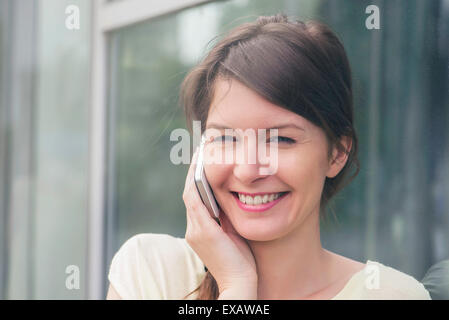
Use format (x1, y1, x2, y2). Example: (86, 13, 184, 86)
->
(202, 143, 232, 187)
(279, 148, 328, 193)
(204, 163, 232, 189)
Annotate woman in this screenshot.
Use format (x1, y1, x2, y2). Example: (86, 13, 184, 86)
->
(106, 14, 431, 300)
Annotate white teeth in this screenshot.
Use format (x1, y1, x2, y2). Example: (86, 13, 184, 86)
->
(236, 192, 285, 206)
(262, 194, 268, 204)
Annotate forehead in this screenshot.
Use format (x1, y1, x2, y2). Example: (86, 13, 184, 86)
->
(207, 78, 309, 130)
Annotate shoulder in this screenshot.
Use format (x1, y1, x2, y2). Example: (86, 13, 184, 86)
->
(121, 233, 197, 263)
(421, 259, 449, 299)
(348, 260, 431, 300)
(108, 233, 206, 299)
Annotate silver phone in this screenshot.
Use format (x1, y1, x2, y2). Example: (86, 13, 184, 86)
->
(194, 136, 220, 219)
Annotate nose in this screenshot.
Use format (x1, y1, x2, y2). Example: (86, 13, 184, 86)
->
(233, 162, 267, 185)
(232, 138, 268, 184)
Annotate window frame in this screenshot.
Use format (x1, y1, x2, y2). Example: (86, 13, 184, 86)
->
(88, 0, 215, 300)
(0, 0, 39, 300)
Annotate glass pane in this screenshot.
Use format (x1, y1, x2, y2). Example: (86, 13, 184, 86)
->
(1, 0, 90, 299)
(32, 0, 90, 299)
(318, 0, 449, 281)
(106, 0, 449, 290)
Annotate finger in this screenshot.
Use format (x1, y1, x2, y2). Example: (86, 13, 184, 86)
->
(185, 146, 200, 230)
(185, 146, 220, 229)
(186, 175, 221, 229)
(219, 209, 239, 236)
(184, 146, 200, 191)
(184, 143, 223, 236)
(185, 174, 222, 235)
(184, 146, 200, 218)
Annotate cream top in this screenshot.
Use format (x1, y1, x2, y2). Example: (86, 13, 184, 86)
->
(107, 233, 431, 300)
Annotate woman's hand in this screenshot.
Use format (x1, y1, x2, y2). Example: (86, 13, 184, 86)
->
(183, 146, 258, 299)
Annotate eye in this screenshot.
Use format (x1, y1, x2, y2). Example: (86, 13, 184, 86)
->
(213, 135, 236, 143)
(269, 136, 295, 144)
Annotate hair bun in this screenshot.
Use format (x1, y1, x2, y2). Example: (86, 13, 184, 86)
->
(256, 13, 289, 25)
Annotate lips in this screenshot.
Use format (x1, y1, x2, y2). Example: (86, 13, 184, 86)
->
(231, 191, 290, 213)
(233, 191, 285, 197)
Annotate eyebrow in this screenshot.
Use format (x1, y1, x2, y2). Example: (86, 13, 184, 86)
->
(206, 122, 305, 131)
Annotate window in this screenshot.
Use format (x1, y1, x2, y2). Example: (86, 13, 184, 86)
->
(1, 0, 447, 300)
(94, 0, 449, 299)
(1, 0, 90, 299)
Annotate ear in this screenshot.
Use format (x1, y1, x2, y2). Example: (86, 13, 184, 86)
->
(326, 136, 352, 179)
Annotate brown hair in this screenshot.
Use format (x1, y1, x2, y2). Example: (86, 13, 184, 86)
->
(180, 13, 359, 300)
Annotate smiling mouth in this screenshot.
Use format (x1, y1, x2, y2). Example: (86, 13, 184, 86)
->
(230, 191, 290, 212)
(231, 191, 288, 204)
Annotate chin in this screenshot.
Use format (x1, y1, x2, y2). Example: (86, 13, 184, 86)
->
(232, 218, 288, 242)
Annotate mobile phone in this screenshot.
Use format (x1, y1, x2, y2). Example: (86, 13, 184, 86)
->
(194, 135, 220, 219)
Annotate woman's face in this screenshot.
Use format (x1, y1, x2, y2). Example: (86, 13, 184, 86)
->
(204, 78, 347, 241)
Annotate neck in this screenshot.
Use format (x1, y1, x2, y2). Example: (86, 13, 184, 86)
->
(247, 206, 333, 299)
